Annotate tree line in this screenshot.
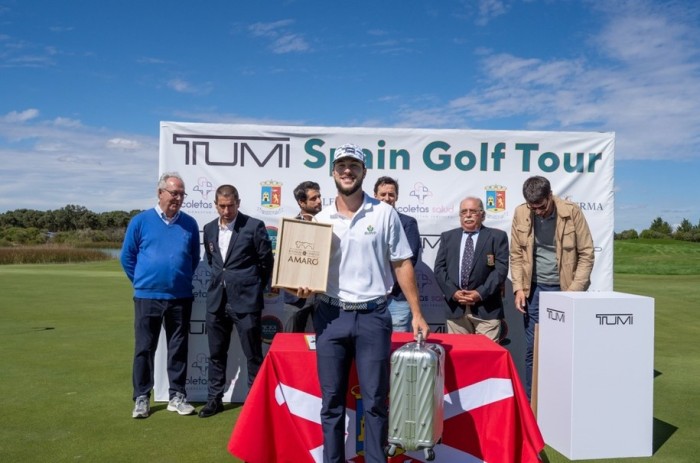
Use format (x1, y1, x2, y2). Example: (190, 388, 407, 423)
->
(1, 205, 699, 246)
(615, 217, 700, 242)
(0, 205, 142, 246)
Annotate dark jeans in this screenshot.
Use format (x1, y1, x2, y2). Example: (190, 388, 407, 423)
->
(313, 298, 392, 463)
(523, 283, 560, 400)
(132, 297, 192, 400)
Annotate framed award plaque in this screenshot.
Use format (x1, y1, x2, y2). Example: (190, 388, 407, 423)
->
(271, 217, 333, 292)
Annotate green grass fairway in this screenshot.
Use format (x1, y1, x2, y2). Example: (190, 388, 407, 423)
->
(1, 240, 698, 462)
(0, 261, 243, 462)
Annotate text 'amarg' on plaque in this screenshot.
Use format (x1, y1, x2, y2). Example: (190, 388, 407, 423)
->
(271, 217, 333, 292)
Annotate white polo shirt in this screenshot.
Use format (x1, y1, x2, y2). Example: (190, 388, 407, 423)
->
(316, 193, 413, 302)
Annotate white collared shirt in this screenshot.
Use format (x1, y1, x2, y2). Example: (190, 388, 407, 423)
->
(155, 204, 180, 225)
(315, 193, 412, 302)
(218, 215, 237, 258)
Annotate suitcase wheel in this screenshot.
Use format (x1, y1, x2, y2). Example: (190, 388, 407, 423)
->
(385, 444, 397, 457)
(424, 447, 435, 461)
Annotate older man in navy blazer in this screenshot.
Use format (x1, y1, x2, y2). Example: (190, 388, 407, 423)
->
(434, 196, 509, 342)
(199, 184, 273, 417)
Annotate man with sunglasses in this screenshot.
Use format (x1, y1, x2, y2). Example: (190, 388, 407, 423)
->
(121, 172, 201, 418)
(510, 175, 594, 400)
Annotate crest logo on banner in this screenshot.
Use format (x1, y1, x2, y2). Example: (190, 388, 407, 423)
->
(260, 180, 282, 209)
(485, 185, 507, 213)
(259, 180, 286, 215)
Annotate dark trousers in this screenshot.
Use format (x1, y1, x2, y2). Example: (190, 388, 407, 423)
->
(132, 297, 192, 400)
(313, 299, 392, 463)
(523, 283, 560, 400)
(206, 301, 263, 397)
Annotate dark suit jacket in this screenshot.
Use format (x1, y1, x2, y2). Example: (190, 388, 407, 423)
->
(203, 213, 273, 314)
(433, 225, 509, 320)
(390, 212, 422, 300)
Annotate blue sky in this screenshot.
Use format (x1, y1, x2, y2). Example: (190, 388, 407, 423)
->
(1, 0, 699, 232)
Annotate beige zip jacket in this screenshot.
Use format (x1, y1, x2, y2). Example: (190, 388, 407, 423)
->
(510, 195, 594, 297)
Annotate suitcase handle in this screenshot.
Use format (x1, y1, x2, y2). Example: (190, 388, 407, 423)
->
(416, 330, 425, 347)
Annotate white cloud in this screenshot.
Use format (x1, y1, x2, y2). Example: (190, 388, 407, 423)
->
(166, 78, 212, 95)
(107, 138, 141, 150)
(53, 117, 82, 128)
(3, 108, 40, 122)
(248, 19, 295, 38)
(248, 19, 310, 54)
(271, 34, 310, 54)
(476, 0, 509, 26)
(0, 113, 158, 212)
(394, 1, 700, 161)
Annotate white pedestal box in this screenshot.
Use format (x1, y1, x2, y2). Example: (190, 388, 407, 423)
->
(537, 291, 654, 460)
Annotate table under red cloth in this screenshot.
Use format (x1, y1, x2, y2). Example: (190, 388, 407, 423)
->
(228, 333, 544, 463)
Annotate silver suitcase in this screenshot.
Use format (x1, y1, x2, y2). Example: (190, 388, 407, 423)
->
(387, 333, 445, 461)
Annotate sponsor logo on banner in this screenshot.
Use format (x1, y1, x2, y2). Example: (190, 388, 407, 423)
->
(596, 313, 633, 326)
(172, 133, 291, 168)
(563, 195, 604, 212)
(180, 185, 214, 214)
(258, 180, 285, 215)
(421, 234, 442, 252)
(186, 352, 209, 389)
(400, 182, 454, 219)
(546, 308, 565, 322)
(409, 182, 433, 203)
(261, 315, 283, 343)
(193, 266, 211, 300)
(192, 176, 215, 199)
(191, 353, 210, 376)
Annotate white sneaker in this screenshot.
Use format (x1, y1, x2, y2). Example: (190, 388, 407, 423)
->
(167, 392, 195, 415)
(132, 395, 150, 419)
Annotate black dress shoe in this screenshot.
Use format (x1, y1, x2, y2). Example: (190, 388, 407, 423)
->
(198, 399, 224, 418)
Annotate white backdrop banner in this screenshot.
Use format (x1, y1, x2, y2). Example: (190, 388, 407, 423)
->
(154, 122, 615, 402)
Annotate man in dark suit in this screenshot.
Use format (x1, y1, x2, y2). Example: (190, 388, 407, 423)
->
(199, 184, 273, 418)
(434, 197, 509, 342)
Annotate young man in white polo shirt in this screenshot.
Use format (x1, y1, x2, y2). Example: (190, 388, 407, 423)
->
(304, 143, 430, 463)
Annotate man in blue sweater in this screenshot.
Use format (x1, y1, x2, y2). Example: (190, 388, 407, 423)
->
(121, 172, 201, 419)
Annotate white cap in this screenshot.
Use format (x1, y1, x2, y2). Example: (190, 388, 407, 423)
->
(333, 143, 365, 165)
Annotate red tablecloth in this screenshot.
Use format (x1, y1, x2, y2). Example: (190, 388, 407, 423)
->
(228, 333, 544, 463)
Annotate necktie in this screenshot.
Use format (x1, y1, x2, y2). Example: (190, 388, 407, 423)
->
(460, 232, 476, 289)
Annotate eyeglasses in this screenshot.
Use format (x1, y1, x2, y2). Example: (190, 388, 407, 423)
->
(459, 208, 483, 216)
(527, 197, 549, 212)
(162, 189, 188, 198)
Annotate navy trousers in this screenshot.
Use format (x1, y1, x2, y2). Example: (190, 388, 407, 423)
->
(313, 299, 392, 463)
(206, 301, 263, 396)
(132, 297, 192, 400)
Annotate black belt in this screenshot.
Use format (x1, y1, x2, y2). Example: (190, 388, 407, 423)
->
(317, 294, 386, 312)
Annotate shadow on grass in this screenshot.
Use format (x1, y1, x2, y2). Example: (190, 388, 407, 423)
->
(653, 417, 677, 454)
(536, 417, 677, 461)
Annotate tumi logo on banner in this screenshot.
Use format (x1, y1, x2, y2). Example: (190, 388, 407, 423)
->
(173, 133, 292, 168)
(596, 313, 634, 326)
(546, 308, 566, 323)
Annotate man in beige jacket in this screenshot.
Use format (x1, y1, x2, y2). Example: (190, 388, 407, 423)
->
(510, 176, 594, 400)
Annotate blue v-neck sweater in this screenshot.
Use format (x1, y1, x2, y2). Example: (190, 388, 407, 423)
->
(120, 209, 201, 299)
